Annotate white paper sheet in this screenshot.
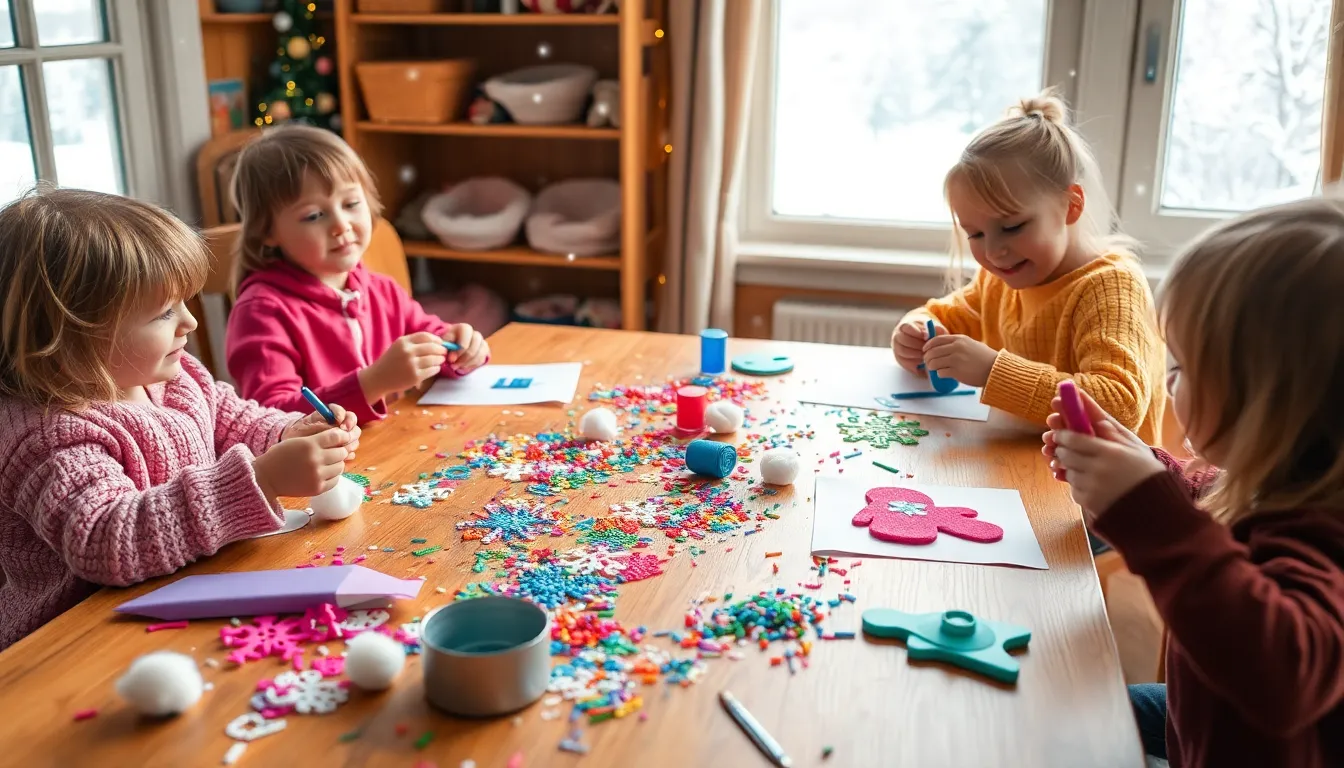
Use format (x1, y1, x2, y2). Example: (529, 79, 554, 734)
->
(419, 363, 583, 406)
(252, 508, 310, 538)
(796, 346, 991, 421)
(811, 477, 1048, 569)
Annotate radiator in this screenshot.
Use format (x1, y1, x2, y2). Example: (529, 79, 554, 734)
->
(771, 300, 911, 347)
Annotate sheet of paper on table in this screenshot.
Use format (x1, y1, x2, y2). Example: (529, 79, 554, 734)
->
(796, 346, 991, 421)
(811, 477, 1048, 569)
(419, 362, 583, 406)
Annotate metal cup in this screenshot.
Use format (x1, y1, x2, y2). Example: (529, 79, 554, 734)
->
(420, 597, 551, 717)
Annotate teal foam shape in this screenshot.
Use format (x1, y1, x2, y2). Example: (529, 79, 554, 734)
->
(861, 608, 1031, 684)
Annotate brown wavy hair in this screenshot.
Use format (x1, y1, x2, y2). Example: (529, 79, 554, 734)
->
(1159, 194, 1344, 523)
(229, 125, 382, 294)
(0, 188, 208, 409)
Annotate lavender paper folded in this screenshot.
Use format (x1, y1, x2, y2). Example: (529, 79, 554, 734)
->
(115, 565, 425, 620)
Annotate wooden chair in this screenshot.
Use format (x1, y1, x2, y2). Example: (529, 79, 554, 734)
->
(196, 130, 261, 227)
(189, 219, 413, 380)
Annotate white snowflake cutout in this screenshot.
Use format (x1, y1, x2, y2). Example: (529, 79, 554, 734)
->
(608, 499, 663, 527)
(888, 500, 928, 516)
(225, 712, 288, 742)
(392, 481, 455, 507)
(271, 669, 349, 715)
(488, 462, 535, 482)
(338, 609, 390, 633)
(556, 545, 628, 577)
(637, 473, 661, 484)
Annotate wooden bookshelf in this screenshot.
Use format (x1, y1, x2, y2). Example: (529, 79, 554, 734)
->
(335, 1, 670, 331)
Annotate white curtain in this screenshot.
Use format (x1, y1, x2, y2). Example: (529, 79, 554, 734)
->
(659, 0, 762, 334)
(1324, 0, 1344, 184)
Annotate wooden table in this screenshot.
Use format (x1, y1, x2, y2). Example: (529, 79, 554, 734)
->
(0, 325, 1143, 767)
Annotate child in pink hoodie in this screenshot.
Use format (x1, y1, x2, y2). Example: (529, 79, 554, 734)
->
(0, 189, 360, 650)
(226, 126, 490, 423)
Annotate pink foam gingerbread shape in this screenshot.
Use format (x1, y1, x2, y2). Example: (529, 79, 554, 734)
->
(852, 487, 1003, 545)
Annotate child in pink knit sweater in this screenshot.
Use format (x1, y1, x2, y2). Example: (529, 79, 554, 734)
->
(0, 189, 362, 651)
(225, 126, 490, 424)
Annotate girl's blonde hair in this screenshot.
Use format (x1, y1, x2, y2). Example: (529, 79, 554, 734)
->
(944, 88, 1136, 284)
(1160, 194, 1344, 524)
(0, 188, 209, 409)
(230, 125, 382, 293)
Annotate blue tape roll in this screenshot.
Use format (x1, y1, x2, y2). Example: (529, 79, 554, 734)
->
(700, 328, 728, 374)
(684, 439, 737, 478)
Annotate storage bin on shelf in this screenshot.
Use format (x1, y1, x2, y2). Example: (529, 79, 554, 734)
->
(356, 60, 475, 124)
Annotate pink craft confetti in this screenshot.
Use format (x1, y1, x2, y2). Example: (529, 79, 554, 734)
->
(507, 752, 525, 768)
(145, 620, 189, 632)
(72, 708, 97, 721)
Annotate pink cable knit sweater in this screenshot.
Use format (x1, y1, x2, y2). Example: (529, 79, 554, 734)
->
(0, 354, 298, 650)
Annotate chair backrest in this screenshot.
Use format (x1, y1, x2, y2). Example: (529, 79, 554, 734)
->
(196, 129, 261, 228)
(190, 219, 413, 380)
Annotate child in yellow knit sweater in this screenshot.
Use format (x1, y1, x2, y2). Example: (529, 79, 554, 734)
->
(892, 90, 1166, 443)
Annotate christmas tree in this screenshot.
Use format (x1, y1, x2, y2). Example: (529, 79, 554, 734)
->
(254, 0, 340, 131)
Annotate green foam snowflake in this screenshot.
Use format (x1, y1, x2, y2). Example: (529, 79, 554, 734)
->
(837, 414, 930, 448)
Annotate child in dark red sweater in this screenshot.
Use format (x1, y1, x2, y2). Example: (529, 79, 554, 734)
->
(1044, 196, 1344, 768)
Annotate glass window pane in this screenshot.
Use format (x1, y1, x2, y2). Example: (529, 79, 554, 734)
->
(43, 58, 125, 195)
(0, 66, 37, 206)
(37, 0, 107, 47)
(0, 0, 14, 49)
(1161, 0, 1329, 213)
(771, 0, 1047, 226)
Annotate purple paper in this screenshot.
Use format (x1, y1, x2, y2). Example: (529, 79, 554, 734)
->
(115, 565, 424, 621)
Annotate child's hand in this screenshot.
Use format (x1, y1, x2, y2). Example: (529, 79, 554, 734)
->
(359, 332, 447, 400)
(891, 317, 942, 374)
(443, 323, 489, 373)
(253, 429, 357, 499)
(1044, 388, 1163, 521)
(283, 403, 360, 443)
(922, 334, 996, 387)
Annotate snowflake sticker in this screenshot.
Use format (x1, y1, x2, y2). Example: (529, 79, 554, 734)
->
(392, 479, 456, 508)
(488, 462, 536, 482)
(556, 545, 628, 577)
(888, 500, 927, 516)
(837, 413, 930, 448)
(609, 499, 664, 527)
(251, 670, 349, 716)
(457, 498, 558, 544)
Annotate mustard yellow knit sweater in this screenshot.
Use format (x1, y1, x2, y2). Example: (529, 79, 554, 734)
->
(905, 252, 1167, 443)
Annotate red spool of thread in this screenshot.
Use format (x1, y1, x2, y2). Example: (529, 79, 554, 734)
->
(675, 385, 708, 436)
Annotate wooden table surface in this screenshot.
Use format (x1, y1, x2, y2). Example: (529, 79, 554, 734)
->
(0, 325, 1143, 768)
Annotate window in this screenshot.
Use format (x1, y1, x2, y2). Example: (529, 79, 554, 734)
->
(0, 0, 159, 207)
(744, 0, 1087, 254)
(1118, 0, 1329, 250)
(744, 0, 1332, 263)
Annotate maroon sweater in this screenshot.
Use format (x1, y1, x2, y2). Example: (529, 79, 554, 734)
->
(1094, 450, 1344, 768)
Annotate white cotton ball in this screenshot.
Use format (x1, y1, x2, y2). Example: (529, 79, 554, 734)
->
(344, 632, 405, 691)
(115, 651, 204, 717)
(309, 476, 363, 521)
(759, 448, 800, 486)
(579, 408, 619, 442)
(704, 401, 744, 434)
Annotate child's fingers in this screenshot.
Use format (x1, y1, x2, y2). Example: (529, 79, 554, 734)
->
(340, 411, 358, 431)
(921, 335, 959, 354)
(411, 341, 449, 358)
(407, 331, 441, 344)
(1045, 412, 1066, 431)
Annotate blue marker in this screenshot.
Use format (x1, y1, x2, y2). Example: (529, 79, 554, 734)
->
(926, 320, 960, 394)
(300, 386, 336, 425)
(442, 340, 461, 351)
(891, 389, 977, 400)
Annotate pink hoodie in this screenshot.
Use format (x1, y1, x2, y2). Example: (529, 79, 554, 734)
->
(227, 261, 450, 423)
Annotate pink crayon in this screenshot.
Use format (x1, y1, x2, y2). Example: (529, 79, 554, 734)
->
(1057, 380, 1094, 436)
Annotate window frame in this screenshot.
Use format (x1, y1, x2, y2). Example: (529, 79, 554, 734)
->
(0, 0, 161, 202)
(740, 0, 1094, 256)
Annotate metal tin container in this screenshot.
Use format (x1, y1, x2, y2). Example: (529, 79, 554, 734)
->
(421, 597, 551, 717)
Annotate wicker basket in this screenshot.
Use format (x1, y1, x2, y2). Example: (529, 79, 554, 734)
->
(356, 0, 448, 12)
(356, 60, 476, 124)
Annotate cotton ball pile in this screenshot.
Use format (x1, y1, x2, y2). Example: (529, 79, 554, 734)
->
(345, 632, 406, 691)
(309, 475, 364, 521)
(704, 401, 743, 434)
(579, 407, 619, 442)
(115, 651, 204, 717)
(759, 448, 800, 486)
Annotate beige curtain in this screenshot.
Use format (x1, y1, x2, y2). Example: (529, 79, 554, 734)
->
(659, 0, 761, 334)
(1325, 0, 1344, 184)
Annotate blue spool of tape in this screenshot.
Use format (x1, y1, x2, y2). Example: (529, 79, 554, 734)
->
(926, 319, 960, 394)
(700, 328, 728, 375)
(684, 439, 737, 478)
